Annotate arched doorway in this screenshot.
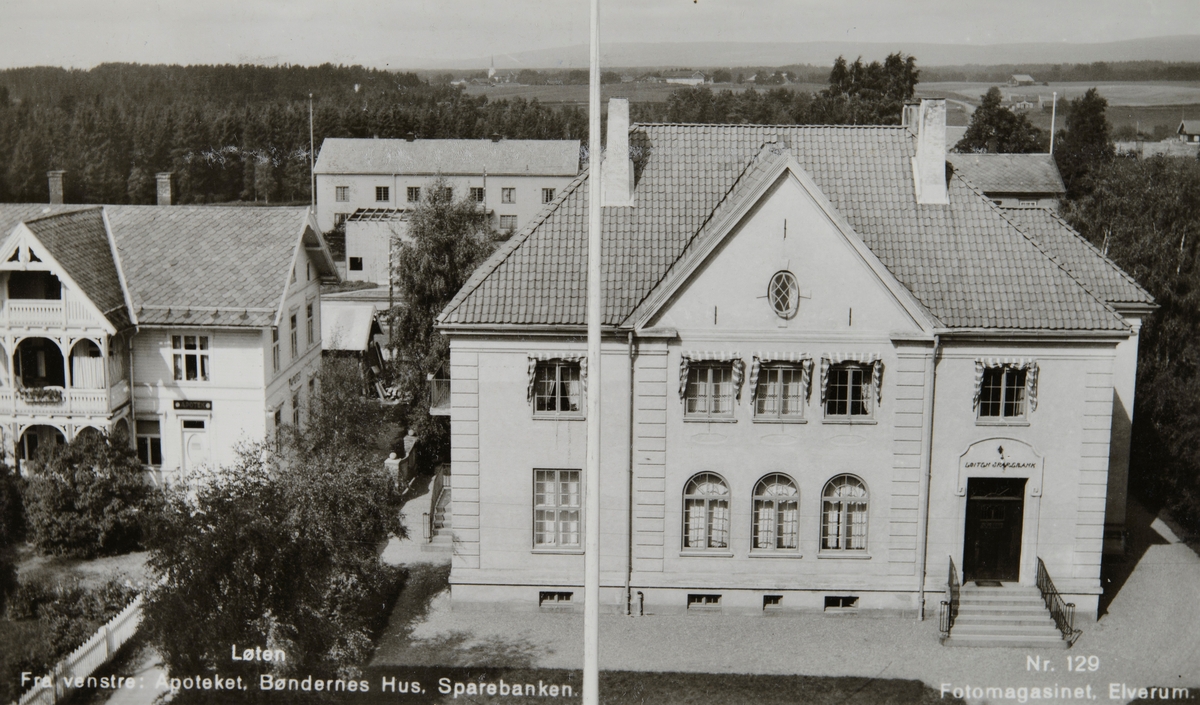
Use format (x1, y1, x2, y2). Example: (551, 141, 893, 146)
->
(69, 339, 105, 389)
(15, 338, 65, 388)
(20, 424, 64, 461)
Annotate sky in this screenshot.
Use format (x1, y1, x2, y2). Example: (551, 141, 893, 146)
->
(0, 0, 1198, 70)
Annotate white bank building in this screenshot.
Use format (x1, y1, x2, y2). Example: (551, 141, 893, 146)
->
(434, 100, 1153, 646)
(0, 203, 338, 477)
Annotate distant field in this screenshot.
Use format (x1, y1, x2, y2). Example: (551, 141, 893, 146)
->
(463, 82, 825, 107)
(921, 81, 1200, 106)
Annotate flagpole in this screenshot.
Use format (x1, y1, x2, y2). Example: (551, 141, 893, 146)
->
(583, 0, 602, 701)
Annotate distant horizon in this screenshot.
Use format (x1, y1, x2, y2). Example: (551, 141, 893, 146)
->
(2, 0, 1199, 70)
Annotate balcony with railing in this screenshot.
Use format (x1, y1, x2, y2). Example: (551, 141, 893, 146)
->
(0, 379, 129, 417)
(3, 297, 96, 329)
(428, 370, 450, 416)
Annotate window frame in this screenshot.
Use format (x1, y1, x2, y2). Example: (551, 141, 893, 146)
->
(470, 187, 485, 203)
(171, 334, 211, 383)
(753, 363, 807, 422)
(406, 186, 421, 203)
(542, 187, 555, 204)
(823, 363, 873, 421)
(499, 214, 518, 232)
(292, 390, 301, 427)
(335, 185, 349, 202)
(375, 186, 390, 202)
(682, 472, 732, 554)
(684, 362, 736, 421)
(271, 328, 280, 374)
(135, 418, 163, 467)
(820, 474, 870, 555)
(751, 474, 800, 554)
(501, 187, 516, 204)
(977, 366, 1028, 423)
(306, 301, 315, 347)
(289, 311, 299, 359)
(532, 360, 584, 418)
(533, 468, 582, 552)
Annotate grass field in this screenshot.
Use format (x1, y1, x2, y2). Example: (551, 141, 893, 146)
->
(921, 81, 1200, 107)
(463, 82, 825, 107)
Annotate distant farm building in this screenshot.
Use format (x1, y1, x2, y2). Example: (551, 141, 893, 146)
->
(1179, 120, 1200, 143)
(663, 70, 707, 86)
(1009, 74, 1037, 86)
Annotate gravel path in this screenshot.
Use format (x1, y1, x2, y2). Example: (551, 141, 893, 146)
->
(373, 499, 1200, 703)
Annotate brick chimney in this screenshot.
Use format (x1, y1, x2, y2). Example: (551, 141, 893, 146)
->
(901, 102, 920, 130)
(156, 172, 175, 206)
(912, 99, 948, 205)
(47, 170, 65, 205)
(601, 98, 633, 207)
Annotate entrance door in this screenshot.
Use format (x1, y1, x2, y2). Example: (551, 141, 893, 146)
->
(181, 419, 209, 471)
(963, 477, 1026, 583)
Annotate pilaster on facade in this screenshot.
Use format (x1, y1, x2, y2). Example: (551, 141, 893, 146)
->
(450, 349, 481, 570)
(632, 343, 668, 574)
(1074, 364, 1114, 583)
(888, 351, 929, 578)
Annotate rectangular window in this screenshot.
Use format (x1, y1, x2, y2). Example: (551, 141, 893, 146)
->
(171, 335, 210, 382)
(375, 186, 389, 202)
(335, 186, 349, 202)
(533, 361, 582, 416)
(470, 187, 485, 203)
(136, 420, 162, 466)
(754, 365, 805, 419)
(334, 213, 349, 227)
(271, 328, 280, 373)
(306, 302, 315, 346)
(685, 363, 734, 418)
(501, 187, 515, 204)
(499, 215, 518, 232)
(1018, 198, 1037, 207)
(440, 186, 453, 200)
(349, 257, 363, 271)
(290, 313, 298, 359)
(292, 391, 301, 426)
(273, 407, 282, 433)
(407, 186, 421, 203)
(825, 364, 871, 418)
(533, 469, 580, 548)
(542, 187, 555, 204)
(979, 367, 1027, 420)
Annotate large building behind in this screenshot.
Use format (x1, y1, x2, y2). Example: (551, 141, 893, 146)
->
(0, 202, 337, 478)
(434, 100, 1152, 636)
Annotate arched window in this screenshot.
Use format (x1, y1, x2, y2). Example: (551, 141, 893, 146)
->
(753, 474, 799, 550)
(821, 474, 868, 551)
(683, 473, 730, 550)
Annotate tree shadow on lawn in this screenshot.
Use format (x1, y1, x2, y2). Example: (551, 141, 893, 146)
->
(369, 562, 548, 669)
(394, 668, 962, 705)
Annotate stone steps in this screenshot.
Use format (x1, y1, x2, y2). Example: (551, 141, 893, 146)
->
(944, 585, 1071, 649)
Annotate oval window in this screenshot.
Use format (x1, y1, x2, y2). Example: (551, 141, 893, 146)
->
(768, 271, 800, 319)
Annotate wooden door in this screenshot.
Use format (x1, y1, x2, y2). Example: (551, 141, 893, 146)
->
(963, 478, 1026, 583)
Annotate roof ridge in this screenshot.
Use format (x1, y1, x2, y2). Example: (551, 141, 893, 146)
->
(973, 179, 1126, 325)
(439, 168, 591, 323)
(22, 205, 102, 226)
(636, 122, 905, 130)
(1009, 205, 1154, 304)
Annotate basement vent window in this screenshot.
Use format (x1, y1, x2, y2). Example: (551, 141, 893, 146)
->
(539, 591, 573, 609)
(349, 257, 363, 271)
(687, 594, 721, 611)
(824, 595, 859, 611)
(763, 594, 783, 610)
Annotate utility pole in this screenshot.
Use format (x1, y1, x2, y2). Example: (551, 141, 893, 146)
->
(309, 94, 316, 209)
(583, 0, 602, 702)
(1049, 92, 1057, 155)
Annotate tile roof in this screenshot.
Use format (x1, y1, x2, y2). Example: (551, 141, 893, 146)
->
(105, 206, 309, 327)
(314, 138, 581, 177)
(1000, 207, 1154, 306)
(947, 153, 1066, 196)
(1180, 120, 1200, 135)
(0, 204, 318, 328)
(21, 208, 131, 330)
(441, 123, 1129, 332)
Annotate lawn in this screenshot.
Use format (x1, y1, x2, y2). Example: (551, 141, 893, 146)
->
(921, 81, 1200, 107)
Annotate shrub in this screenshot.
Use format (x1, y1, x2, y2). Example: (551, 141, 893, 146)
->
(23, 432, 160, 558)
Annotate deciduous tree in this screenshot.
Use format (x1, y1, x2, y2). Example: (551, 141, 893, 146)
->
(1054, 87, 1115, 198)
(954, 87, 1044, 153)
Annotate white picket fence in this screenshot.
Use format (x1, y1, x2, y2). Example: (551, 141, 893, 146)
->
(15, 594, 143, 705)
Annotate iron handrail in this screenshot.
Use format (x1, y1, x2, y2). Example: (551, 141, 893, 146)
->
(427, 466, 446, 543)
(938, 555, 960, 639)
(1036, 557, 1082, 645)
